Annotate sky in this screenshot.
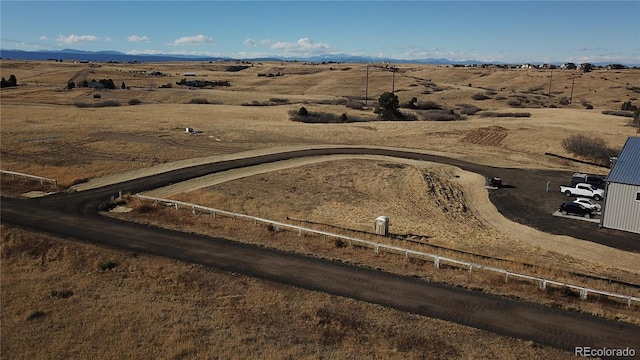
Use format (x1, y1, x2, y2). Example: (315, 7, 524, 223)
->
(1, 1, 639, 64)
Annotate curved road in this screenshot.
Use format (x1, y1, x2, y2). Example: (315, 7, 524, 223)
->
(2, 146, 639, 352)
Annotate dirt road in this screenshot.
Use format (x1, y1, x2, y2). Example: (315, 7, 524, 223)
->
(2, 146, 640, 352)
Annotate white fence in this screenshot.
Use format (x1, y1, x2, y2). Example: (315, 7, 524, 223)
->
(0, 170, 58, 187)
(135, 194, 640, 307)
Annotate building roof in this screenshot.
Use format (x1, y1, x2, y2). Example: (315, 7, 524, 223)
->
(607, 137, 640, 185)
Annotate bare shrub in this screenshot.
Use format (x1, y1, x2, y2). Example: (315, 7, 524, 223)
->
(241, 100, 269, 106)
(420, 110, 464, 121)
(457, 104, 481, 115)
(561, 134, 619, 165)
(472, 93, 491, 100)
(345, 101, 364, 110)
(478, 112, 531, 118)
(74, 100, 120, 108)
(188, 98, 209, 104)
(581, 100, 593, 109)
(289, 110, 345, 123)
(559, 97, 570, 106)
(312, 98, 348, 105)
(507, 100, 523, 107)
(98, 259, 118, 271)
(415, 101, 442, 110)
(128, 98, 142, 106)
(27, 310, 46, 320)
(269, 98, 289, 104)
(627, 86, 640, 93)
(526, 85, 545, 93)
(601, 110, 633, 117)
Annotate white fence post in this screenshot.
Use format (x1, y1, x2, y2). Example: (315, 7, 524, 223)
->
(132, 193, 640, 308)
(580, 288, 588, 300)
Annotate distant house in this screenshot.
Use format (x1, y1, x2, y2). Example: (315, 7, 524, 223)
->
(561, 62, 577, 70)
(606, 64, 627, 70)
(600, 137, 640, 234)
(87, 81, 104, 89)
(578, 63, 593, 72)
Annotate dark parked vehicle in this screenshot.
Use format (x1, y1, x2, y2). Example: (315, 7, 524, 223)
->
(570, 172, 606, 189)
(559, 201, 597, 219)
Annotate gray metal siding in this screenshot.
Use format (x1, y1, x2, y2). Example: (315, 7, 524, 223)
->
(606, 137, 640, 185)
(601, 183, 640, 234)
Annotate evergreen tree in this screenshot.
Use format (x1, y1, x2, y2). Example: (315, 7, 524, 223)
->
(8, 75, 17, 87)
(374, 91, 403, 120)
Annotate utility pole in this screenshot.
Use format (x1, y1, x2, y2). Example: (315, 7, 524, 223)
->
(547, 67, 553, 97)
(392, 65, 396, 93)
(365, 63, 369, 107)
(569, 77, 575, 105)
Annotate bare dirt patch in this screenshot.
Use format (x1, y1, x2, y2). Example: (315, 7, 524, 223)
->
(461, 125, 509, 146)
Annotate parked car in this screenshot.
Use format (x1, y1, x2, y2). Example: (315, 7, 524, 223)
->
(559, 183, 605, 201)
(570, 172, 606, 189)
(559, 201, 597, 218)
(573, 198, 602, 212)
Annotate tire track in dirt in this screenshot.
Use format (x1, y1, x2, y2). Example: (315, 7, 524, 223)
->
(3, 145, 639, 353)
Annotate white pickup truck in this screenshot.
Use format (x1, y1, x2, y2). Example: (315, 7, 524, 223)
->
(559, 183, 604, 201)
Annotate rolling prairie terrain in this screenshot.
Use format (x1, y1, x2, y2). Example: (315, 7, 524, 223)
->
(2, 60, 639, 358)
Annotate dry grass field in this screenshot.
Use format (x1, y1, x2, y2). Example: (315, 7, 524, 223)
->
(2, 60, 640, 358)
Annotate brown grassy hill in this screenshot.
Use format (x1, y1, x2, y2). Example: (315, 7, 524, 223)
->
(1, 60, 639, 359)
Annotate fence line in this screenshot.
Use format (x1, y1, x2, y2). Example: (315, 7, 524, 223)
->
(0, 170, 58, 187)
(135, 194, 640, 307)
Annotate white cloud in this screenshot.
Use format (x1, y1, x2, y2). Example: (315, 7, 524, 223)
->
(170, 34, 214, 46)
(105, 37, 112, 43)
(244, 38, 273, 47)
(269, 38, 331, 56)
(39, 36, 49, 41)
(56, 34, 100, 45)
(128, 35, 150, 43)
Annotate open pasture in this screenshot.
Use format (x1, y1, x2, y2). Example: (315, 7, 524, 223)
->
(2, 60, 639, 358)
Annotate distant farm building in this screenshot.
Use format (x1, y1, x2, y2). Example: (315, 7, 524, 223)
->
(600, 137, 640, 234)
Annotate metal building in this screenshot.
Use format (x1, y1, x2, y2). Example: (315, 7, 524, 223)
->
(600, 137, 640, 234)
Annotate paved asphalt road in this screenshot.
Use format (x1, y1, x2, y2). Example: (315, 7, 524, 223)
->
(2, 147, 639, 352)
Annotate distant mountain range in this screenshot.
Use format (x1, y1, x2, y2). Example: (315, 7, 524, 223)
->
(1, 48, 637, 67)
